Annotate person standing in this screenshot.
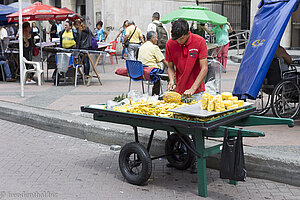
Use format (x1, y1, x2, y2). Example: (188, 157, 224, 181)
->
(48, 20, 58, 42)
(76, 21, 93, 76)
(147, 12, 168, 50)
(123, 20, 144, 60)
(203, 22, 233, 72)
(56, 20, 63, 37)
(138, 31, 169, 95)
(166, 18, 208, 99)
(115, 20, 129, 60)
(95, 21, 108, 42)
(60, 21, 77, 49)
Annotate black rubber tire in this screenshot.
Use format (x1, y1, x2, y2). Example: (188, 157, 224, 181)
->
(119, 142, 152, 185)
(165, 133, 195, 170)
(271, 80, 300, 118)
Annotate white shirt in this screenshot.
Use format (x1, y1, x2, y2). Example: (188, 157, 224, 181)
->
(147, 20, 167, 33)
(0, 28, 8, 40)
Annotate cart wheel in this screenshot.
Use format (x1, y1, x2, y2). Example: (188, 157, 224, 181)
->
(254, 89, 271, 115)
(165, 133, 195, 170)
(119, 142, 152, 185)
(271, 80, 300, 118)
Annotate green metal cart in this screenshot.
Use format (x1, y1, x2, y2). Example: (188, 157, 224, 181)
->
(81, 105, 293, 197)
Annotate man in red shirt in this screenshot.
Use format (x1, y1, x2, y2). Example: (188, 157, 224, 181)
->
(166, 18, 208, 99)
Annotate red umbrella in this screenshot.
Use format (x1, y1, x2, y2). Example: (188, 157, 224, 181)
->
(6, 2, 72, 22)
(61, 7, 84, 21)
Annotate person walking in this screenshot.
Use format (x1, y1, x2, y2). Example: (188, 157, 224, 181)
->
(147, 12, 168, 50)
(123, 20, 144, 60)
(203, 22, 233, 72)
(115, 20, 129, 60)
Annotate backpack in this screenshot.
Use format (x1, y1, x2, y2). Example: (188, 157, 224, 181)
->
(154, 22, 168, 49)
(88, 29, 98, 50)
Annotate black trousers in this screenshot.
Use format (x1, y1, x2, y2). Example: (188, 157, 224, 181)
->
(152, 79, 161, 96)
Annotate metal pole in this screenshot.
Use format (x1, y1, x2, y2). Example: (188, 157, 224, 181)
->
(19, 0, 24, 97)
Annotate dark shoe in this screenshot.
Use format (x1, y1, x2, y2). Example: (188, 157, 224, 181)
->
(6, 78, 16, 82)
(190, 162, 197, 174)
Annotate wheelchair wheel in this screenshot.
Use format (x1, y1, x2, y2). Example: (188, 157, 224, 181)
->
(254, 89, 271, 115)
(165, 133, 195, 170)
(119, 142, 152, 185)
(271, 80, 300, 118)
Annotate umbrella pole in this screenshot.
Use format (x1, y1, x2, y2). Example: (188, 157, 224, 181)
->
(19, 0, 24, 97)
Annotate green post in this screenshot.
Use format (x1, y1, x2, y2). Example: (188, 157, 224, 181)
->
(194, 131, 207, 197)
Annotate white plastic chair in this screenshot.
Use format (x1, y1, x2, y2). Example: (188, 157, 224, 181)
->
(23, 57, 44, 86)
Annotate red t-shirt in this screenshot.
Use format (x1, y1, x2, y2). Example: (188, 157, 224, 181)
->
(165, 33, 208, 94)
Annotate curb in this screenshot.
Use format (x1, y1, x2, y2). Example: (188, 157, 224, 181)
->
(0, 100, 299, 187)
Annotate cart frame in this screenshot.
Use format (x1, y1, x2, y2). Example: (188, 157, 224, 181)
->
(81, 105, 293, 197)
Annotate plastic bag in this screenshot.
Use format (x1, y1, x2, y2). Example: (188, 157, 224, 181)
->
(220, 128, 246, 181)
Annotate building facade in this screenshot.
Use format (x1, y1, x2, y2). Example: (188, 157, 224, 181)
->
(1, 0, 299, 47)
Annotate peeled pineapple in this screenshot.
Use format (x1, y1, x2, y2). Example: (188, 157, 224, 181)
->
(234, 100, 244, 107)
(164, 91, 181, 103)
(200, 92, 245, 112)
(221, 92, 233, 100)
(227, 104, 239, 110)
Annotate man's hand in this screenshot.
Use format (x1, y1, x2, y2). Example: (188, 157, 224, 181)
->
(168, 82, 176, 91)
(183, 88, 196, 97)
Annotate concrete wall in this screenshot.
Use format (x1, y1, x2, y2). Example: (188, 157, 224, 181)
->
(98, 0, 195, 51)
(250, 0, 291, 47)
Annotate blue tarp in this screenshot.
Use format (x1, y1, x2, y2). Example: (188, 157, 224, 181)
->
(233, 0, 300, 99)
(0, 4, 18, 25)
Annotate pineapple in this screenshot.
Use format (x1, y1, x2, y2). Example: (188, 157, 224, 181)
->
(234, 100, 244, 107)
(164, 91, 181, 103)
(221, 92, 233, 100)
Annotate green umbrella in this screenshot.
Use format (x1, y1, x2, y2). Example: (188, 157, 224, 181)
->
(160, 5, 227, 25)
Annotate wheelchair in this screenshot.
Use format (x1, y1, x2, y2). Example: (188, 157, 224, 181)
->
(254, 58, 300, 118)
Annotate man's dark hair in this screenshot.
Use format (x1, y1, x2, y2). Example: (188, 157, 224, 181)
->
(146, 31, 156, 41)
(152, 12, 160, 20)
(171, 18, 189, 40)
(65, 21, 72, 27)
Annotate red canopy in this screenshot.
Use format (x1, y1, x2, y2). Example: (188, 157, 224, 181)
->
(6, 2, 72, 22)
(61, 7, 84, 21)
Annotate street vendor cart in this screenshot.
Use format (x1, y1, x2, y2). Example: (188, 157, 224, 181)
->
(81, 104, 293, 197)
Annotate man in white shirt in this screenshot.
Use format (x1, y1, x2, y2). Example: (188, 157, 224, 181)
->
(0, 26, 8, 40)
(147, 12, 168, 50)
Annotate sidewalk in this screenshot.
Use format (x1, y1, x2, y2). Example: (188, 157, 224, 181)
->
(0, 52, 300, 188)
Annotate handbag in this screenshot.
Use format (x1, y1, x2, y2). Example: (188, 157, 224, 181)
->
(220, 128, 246, 181)
(33, 47, 39, 56)
(87, 28, 98, 50)
(124, 27, 136, 48)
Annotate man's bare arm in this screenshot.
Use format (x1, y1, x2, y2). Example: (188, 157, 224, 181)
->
(167, 61, 176, 91)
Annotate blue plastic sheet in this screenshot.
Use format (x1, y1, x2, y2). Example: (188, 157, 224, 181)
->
(233, 0, 300, 99)
(0, 4, 17, 25)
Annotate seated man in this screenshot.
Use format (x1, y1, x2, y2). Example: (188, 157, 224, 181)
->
(138, 31, 168, 95)
(0, 55, 15, 82)
(274, 45, 293, 72)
